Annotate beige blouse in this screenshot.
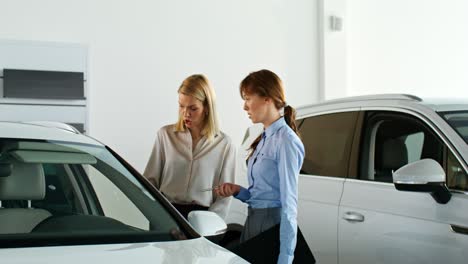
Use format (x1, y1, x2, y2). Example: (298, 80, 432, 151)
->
(143, 125, 236, 219)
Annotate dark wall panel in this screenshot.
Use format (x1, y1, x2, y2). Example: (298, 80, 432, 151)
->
(3, 69, 84, 100)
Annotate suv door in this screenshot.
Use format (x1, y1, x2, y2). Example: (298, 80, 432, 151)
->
(339, 111, 468, 263)
(297, 111, 360, 264)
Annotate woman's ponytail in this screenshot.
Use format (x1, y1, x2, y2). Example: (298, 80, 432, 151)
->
(284, 105, 299, 136)
(247, 134, 262, 160)
(247, 105, 298, 159)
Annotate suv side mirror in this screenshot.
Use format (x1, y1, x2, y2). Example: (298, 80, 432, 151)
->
(188, 210, 227, 237)
(393, 159, 451, 204)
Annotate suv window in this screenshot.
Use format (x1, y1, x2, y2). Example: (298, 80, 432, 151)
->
(360, 112, 444, 182)
(298, 111, 359, 178)
(447, 151, 468, 191)
(441, 111, 468, 144)
(359, 111, 468, 191)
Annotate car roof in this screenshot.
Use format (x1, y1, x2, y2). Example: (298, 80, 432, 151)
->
(296, 94, 468, 117)
(0, 122, 103, 146)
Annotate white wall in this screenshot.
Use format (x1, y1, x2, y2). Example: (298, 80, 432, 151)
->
(346, 0, 468, 98)
(320, 0, 347, 100)
(1, 0, 320, 171)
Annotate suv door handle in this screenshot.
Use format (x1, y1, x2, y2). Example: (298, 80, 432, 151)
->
(343, 212, 365, 222)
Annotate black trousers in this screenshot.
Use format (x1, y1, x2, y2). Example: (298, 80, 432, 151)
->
(233, 207, 315, 263)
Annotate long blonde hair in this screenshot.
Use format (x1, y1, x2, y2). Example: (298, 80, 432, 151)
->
(175, 74, 220, 141)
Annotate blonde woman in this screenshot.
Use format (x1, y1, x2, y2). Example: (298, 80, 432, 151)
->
(144, 74, 236, 219)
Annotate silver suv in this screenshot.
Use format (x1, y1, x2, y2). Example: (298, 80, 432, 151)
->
(235, 94, 468, 263)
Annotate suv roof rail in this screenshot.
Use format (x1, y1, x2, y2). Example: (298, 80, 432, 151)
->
(22, 121, 81, 134)
(327, 93, 422, 103)
(297, 93, 422, 111)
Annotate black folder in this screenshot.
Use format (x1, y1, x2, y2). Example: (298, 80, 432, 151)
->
(232, 225, 315, 263)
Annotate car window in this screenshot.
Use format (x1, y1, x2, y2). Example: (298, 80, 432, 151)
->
(298, 111, 359, 178)
(441, 111, 468, 144)
(446, 149, 468, 192)
(84, 164, 150, 230)
(360, 112, 444, 183)
(33, 163, 86, 215)
(440, 111, 468, 191)
(359, 111, 468, 191)
(0, 139, 188, 248)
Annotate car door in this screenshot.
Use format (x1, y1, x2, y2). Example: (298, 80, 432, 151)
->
(339, 110, 468, 263)
(297, 111, 360, 264)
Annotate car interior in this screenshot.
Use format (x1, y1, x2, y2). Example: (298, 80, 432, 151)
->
(360, 113, 444, 183)
(0, 139, 186, 244)
(374, 137, 409, 183)
(0, 161, 51, 234)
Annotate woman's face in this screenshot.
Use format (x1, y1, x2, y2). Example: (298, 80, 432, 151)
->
(179, 93, 206, 130)
(242, 92, 269, 124)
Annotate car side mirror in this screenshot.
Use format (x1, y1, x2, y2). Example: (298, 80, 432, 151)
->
(393, 159, 451, 204)
(188, 210, 227, 237)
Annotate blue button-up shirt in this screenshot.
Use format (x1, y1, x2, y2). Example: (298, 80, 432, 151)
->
(236, 117, 305, 264)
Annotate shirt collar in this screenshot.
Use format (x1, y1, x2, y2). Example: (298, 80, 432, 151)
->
(264, 117, 286, 138)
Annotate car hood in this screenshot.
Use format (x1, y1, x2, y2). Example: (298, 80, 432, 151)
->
(1, 237, 248, 264)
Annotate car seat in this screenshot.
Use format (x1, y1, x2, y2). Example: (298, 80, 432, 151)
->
(375, 138, 408, 182)
(0, 161, 51, 234)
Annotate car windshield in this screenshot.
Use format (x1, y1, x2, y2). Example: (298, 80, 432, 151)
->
(440, 111, 468, 144)
(0, 139, 189, 248)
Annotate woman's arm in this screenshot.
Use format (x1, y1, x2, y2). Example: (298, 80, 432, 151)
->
(209, 141, 237, 219)
(277, 134, 305, 264)
(143, 131, 164, 188)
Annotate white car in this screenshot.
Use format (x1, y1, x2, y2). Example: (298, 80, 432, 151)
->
(236, 94, 468, 263)
(0, 121, 247, 264)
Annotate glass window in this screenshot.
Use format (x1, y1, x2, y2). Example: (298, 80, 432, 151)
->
(298, 111, 359, 178)
(441, 111, 468, 144)
(360, 112, 445, 183)
(85, 164, 150, 230)
(446, 148, 468, 192)
(0, 139, 187, 247)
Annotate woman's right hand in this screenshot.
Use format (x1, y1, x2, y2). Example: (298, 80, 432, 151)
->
(214, 183, 241, 197)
